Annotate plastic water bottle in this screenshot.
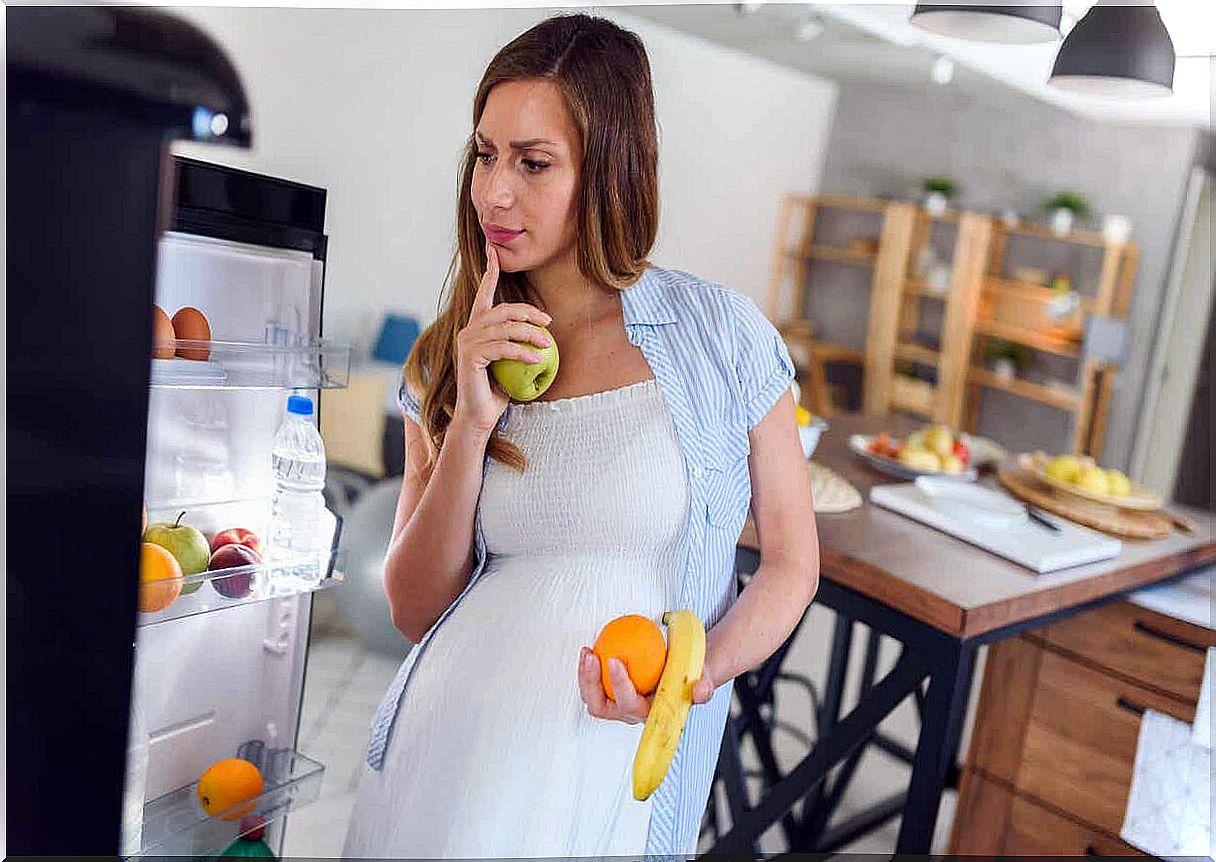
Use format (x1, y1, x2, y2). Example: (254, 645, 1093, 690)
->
(270, 395, 334, 590)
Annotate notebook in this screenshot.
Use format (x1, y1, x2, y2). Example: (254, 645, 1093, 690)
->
(870, 481, 1123, 573)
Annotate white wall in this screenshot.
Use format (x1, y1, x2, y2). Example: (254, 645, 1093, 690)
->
(172, 6, 838, 355)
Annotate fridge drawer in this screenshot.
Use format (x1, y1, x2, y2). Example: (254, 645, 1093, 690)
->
(1029, 599, 1211, 703)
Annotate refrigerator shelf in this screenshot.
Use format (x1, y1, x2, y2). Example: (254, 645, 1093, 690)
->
(132, 747, 324, 859)
(150, 338, 351, 390)
(137, 549, 345, 627)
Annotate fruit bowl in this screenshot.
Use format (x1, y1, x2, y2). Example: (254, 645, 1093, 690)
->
(849, 433, 978, 482)
(1018, 452, 1162, 511)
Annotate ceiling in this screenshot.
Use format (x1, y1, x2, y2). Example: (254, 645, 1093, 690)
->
(621, 2, 1212, 128)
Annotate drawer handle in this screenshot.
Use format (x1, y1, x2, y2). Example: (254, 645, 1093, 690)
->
(1116, 696, 1146, 717)
(1133, 620, 1207, 654)
(1084, 844, 1100, 857)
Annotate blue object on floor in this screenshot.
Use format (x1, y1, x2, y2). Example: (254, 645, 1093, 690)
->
(371, 314, 420, 366)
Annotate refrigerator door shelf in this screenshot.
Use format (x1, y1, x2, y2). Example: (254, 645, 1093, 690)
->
(137, 549, 345, 628)
(132, 747, 323, 860)
(150, 339, 352, 390)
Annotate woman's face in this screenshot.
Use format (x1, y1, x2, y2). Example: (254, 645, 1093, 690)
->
(471, 79, 581, 274)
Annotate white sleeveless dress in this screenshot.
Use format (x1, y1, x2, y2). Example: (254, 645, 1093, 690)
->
(342, 378, 690, 858)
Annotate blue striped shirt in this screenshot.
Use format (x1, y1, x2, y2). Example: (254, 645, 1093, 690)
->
(365, 264, 795, 856)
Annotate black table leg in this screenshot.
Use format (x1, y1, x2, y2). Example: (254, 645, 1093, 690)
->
(793, 613, 852, 847)
(707, 647, 929, 854)
(895, 640, 976, 853)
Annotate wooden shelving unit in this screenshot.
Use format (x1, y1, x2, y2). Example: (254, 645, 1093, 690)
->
(768, 194, 885, 417)
(967, 366, 1080, 411)
(966, 221, 1139, 455)
(767, 193, 1139, 456)
(864, 205, 993, 426)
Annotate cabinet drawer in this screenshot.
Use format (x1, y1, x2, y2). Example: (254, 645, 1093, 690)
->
(1032, 600, 1212, 702)
(951, 769, 1147, 856)
(1016, 649, 1195, 835)
(1004, 792, 1147, 856)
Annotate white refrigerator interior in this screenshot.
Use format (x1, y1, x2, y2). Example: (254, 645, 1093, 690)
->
(131, 230, 327, 854)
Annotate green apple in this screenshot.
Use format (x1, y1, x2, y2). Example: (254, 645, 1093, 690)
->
(489, 325, 559, 402)
(144, 511, 210, 594)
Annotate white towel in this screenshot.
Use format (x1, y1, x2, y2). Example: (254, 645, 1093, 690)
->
(1120, 709, 1214, 860)
(1194, 648, 1214, 750)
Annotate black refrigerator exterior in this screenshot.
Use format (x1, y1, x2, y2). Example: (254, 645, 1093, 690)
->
(6, 8, 334, 855)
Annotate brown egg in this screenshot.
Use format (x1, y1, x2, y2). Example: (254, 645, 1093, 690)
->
(152, 305, 176, 359)
(172, 307, 212, 361)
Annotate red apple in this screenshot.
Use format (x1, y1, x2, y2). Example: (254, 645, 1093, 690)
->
(209, 544, 261, 599)
(210, 527, 263, 556)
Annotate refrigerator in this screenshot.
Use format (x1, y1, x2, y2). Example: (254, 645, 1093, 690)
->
(8, 8, 348, 857)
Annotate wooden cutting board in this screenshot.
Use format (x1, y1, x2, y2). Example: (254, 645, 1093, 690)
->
(998, 468, 1174, 540)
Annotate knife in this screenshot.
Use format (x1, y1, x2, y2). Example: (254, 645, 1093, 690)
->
(1025, 506, 1061, 533)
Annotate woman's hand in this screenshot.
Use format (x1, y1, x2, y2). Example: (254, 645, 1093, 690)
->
(452, 238, 553, 435)
(577, 646, 717, 725)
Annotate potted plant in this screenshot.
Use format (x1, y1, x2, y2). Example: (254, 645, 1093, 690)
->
(984, 338, 1031, 380)
(923, 177, 956, 217)
(1044, 191, 1090, 237)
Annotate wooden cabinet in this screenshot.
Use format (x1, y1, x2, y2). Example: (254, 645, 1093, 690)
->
(950, 599, 1213, 854)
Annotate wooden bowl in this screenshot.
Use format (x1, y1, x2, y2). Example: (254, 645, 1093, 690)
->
(1017, 451, 1162, 511)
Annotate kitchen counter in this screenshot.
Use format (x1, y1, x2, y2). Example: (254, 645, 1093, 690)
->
(1128, 566, 1213, 629)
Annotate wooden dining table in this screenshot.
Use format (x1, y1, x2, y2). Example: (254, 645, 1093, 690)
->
(705, 412, 1215, 856)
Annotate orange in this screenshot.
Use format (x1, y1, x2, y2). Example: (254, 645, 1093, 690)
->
(139, 542, 183, 613)
(593, 614, 667, 700)
(197, 758, 264, 821)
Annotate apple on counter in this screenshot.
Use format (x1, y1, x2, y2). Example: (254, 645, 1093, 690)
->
(489, 325, 559, 402)
(144, 512, 210, 595)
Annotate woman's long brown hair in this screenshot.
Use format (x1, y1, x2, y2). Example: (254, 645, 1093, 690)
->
(403, 13, 659, 476)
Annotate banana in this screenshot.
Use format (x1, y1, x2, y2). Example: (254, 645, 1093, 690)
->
(632, 609, 706, 801)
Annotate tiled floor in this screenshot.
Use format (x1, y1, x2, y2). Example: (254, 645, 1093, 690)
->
(282, 592, 970, 857)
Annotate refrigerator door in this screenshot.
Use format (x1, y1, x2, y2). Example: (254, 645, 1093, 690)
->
(8, 8, 252, 855)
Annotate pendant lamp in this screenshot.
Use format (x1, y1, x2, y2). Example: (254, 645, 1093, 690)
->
(1049, 3, 1175, 97)
(910, 4, 1062, 44)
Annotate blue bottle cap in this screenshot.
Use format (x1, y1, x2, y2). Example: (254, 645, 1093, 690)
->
(287, 395, 314, 416)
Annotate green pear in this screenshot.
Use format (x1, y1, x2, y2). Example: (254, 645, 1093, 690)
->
(489, 325, 559, 402)
(144, 511, 210, 594)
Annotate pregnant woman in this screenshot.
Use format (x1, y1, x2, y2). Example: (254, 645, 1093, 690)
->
(343, 13, 820, 858)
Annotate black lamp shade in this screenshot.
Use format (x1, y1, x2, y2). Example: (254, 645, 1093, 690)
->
(1050, 4, 1175, 98)
(911, 4, 1062, 44)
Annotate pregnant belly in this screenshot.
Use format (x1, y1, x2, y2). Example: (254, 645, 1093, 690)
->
(410, 555, 675, 714)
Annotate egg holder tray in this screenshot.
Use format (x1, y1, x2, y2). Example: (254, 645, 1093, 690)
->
(150, 338, 351, 390)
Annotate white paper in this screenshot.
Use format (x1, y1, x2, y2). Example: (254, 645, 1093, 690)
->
(1121, 709, 1214, 859)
